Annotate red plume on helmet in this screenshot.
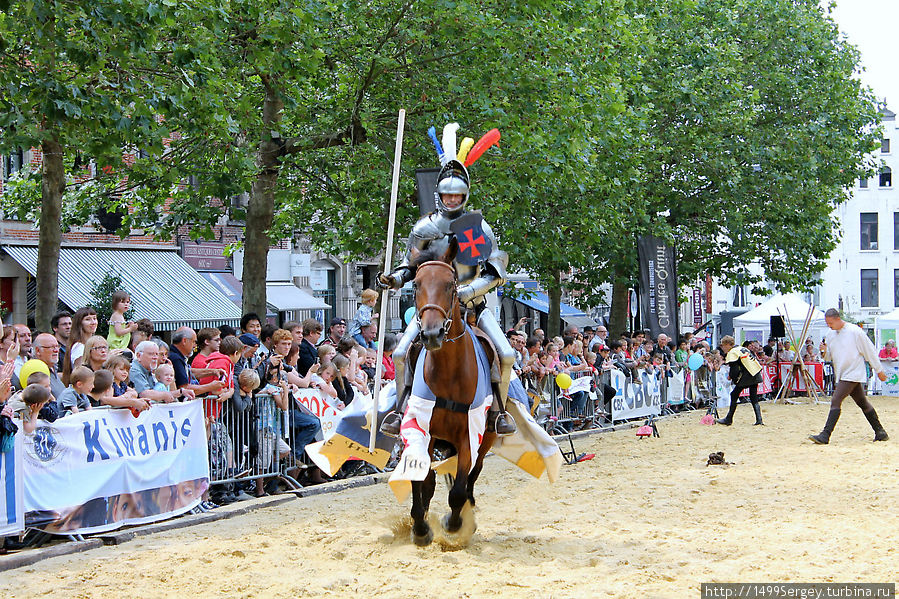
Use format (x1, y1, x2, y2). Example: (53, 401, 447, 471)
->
(464, 128, 501, 167)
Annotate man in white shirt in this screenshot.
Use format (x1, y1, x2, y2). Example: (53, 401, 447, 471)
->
(810, 309, 888, 444)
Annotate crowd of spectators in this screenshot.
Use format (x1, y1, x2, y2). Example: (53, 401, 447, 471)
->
(508, 321, 842, 421)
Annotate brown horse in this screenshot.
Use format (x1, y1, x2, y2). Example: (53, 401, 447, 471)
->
(407, 240, 496, 546)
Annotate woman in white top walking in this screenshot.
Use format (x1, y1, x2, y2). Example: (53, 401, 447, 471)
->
(809, 309, 889, 444)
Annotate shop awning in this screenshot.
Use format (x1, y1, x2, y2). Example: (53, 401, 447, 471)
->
(198, 274, 331, 313)
(199, 272, 243, 307)
(3, 245, 242, 331)
(561, 314, 598, 329)
(513, 290, 597, 328)
(266, 283, 330, 311)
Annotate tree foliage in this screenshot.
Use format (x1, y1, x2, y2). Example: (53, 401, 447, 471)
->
(0, 0, 881, 334)
(0, 0, 197, 329)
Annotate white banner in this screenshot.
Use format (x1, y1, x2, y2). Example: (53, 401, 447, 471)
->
(23, 401, 209, 535)
(716, 367, 735, 408)
(292, 388, 341, 437)
(667, 370, 685, 405)
(609, 369, 662, 420)
(567, 375, 592, 395)
(1, 429, 24, 537)
(880, 362, 899, 396)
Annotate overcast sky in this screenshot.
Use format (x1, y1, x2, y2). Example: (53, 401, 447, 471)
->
(828, 0, 899, 110)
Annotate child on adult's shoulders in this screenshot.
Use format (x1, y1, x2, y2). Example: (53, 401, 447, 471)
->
(348, 288, 378, 340)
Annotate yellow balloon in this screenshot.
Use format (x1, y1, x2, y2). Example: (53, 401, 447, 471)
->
(555, 372, 572, 390)
(19, 359, 51, 389)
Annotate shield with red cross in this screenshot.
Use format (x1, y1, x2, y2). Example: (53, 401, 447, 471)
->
(450, 211, 493, 266)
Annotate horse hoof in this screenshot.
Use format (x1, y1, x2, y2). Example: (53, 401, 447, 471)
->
(412, 528, 433, 546)
(441, 513, 462, 534)
(438, 505, 477, 550)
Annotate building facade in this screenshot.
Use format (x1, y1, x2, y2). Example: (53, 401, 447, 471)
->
(818, 108, 899, 322)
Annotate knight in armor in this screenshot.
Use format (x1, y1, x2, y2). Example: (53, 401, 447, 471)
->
(378, 128, 516, 437)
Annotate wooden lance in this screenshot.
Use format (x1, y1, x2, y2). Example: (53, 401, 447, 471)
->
(370, 109, 405, 452)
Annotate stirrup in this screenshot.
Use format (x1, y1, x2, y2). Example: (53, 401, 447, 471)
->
(379, 412, 402, 438)
(492, 411, 517, 436)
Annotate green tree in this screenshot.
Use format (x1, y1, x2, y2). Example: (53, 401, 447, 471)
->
(603, 0, 880, 332)
(0, 0, 194, 330)
(112, 0, 639, 324)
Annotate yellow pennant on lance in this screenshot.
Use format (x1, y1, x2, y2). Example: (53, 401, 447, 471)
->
(305, 436, 391, 477)
(304, 407, 394, 476)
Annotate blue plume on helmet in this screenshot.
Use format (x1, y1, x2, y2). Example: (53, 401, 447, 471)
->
(427, 126, 445, 165)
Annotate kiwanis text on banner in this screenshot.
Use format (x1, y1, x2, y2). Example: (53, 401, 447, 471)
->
(23, 401, 209, 535)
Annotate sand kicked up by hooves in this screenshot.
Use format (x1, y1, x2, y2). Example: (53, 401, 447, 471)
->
(3, 399, 897, 599)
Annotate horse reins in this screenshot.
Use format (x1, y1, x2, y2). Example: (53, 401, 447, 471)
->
(414, 260, 467, 343)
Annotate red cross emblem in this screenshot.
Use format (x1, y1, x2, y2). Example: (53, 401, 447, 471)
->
(459, 228, 486, 257)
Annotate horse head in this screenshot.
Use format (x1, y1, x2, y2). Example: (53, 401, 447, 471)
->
(412, 237, 459, 351)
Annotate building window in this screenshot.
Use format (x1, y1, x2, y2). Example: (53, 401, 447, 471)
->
(860, 213, 878, 250)
(861, 269, 879, 307)
(895, 270, 899, 308)
(2, 148, 24, 181)
(860, 177, 868, 189)
(883, 138, 891, 154)
(310, 263, 336, 326)
(880, 167, 892, 187)
(732, 285, 746, 308)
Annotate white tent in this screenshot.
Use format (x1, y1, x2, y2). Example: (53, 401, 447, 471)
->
(733, 293, 826, 344)
(875, 308, 899, 347)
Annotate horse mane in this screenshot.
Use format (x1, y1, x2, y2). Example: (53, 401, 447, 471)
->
(411, 237, 458, 269)
(411, 247, 448, 269)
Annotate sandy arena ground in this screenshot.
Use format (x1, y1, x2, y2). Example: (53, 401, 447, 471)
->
(2, 399, 898, 598)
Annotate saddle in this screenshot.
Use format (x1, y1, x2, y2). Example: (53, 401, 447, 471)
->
(404, 311, 502, 405)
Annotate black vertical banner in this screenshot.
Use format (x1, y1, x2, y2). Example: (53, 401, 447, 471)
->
(637, 236, 679, 340)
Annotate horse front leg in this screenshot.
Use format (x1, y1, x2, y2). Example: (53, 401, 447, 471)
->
(410, 479, 433, 546)
(442, 444, 471, 534)
(466, 432, 496, 507)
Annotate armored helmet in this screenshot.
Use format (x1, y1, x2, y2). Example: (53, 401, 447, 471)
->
(434, 159, 470, 218)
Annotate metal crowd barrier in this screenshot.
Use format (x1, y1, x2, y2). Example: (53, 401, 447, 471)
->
(523, 370, 612, 435)
(203, 392, 302, 495)
(203, 386, 387, 496)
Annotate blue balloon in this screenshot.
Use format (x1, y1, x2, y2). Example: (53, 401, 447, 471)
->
(404, 306, 416, 325)
(688, 353, 704, 371)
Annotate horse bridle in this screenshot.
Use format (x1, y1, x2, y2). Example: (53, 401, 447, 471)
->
(414, 260, 466, 343)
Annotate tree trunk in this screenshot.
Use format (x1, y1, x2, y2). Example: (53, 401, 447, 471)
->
(242, 80, 283, 318)
(36, 136, 64, 331)
(548, 269, 561, 337)
(609, 279, 630, 337)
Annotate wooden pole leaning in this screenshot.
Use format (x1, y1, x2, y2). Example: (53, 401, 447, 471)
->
(792, 304, 823, 403)
(369, 109, 406, 453)
(775, 305, 821, 404)
(775, 307, 800, 403)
